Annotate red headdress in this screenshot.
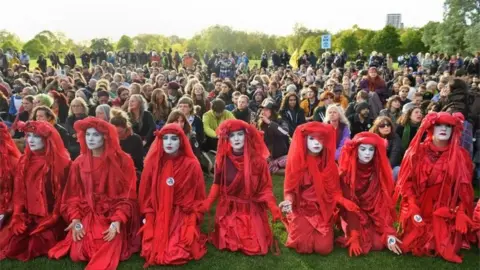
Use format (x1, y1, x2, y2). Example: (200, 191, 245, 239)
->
(49, 90, 68, 105)
(338, 132, 395, 216)
(394, 112, 466, 203)
(74, 117, 121, 156)
(16, 121, 71, 216)
(285, 121, 338, 220)
(0, 122, 21, 213)
(216, 119, 269, 197)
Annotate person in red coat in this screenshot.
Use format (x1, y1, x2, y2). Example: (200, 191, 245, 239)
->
(278, 122, 359, 254)
(337, 132, 401, 256)
(198, 119, 281, 255)
(0, 121, 70, 261)
(139, 123, 206, 266)
(394, 112, 474, 263)
(48, 117, 140, 270)
(473, 200, 480, 248)
(0, 122, 21, 229)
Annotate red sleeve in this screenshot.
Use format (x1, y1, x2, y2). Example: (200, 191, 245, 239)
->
(110, 154, 138, 224)
(255, 159, 278, 208)
(60, 161, 84, 222)
(139, 161, 154, 214)
(340, 175, 360, 232)
(12, 157, 27, 215)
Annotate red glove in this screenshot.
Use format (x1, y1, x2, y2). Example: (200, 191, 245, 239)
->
(267, 200, 282, 222)
(456, 210, 472, 234)
(346, 230, 363, 257)
(335, 194, 360, 212)
(181, 214, 198, 246)
(408, 197, 424, 227)
(197, 184, 220, 213)
(9, 214, 26, 236)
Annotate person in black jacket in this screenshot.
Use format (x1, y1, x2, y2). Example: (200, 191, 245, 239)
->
(279, 92, 306, 137)
(64, 97, 88, 159)
(31, 105, 69, 148)
(233, 95, 256, 124)
(128, 94, 156, 150)
(348, 102, 372, 138)
(370, 116, 402, 168)
(36, 54, 47, 73)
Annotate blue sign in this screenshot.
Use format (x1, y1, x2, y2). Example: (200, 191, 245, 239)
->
(321, 34, 331, 49)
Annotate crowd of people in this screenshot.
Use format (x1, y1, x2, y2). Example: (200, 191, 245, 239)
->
(0, 45, 479, 268)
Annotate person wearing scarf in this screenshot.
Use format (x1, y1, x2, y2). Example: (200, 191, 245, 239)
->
(48, 117, 140, 270)
(337, 132, 400, 257)
(138, 124, 206, 266)
(359, 67, 387, 103)
(197, 119, 281, 255)
(278, 122, 359, 254)
(0, 122, 21, 230)
(394, 112, 474, 263)
(0, 121, 70, 261)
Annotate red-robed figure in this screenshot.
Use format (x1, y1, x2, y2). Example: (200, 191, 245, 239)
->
(394, 112, 474, 263)
(0, 122, 21, 229)
(139, 124, 206, 266)
(279, 122, 358, 254)
(472, 200, 480, 248)
(198, 119, 281, 255)
(0, 121, 70, 261)
(48, 117, 140, 270)
(337, 132, 401, 256)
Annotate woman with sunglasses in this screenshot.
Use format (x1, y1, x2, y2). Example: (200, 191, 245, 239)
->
(370, 116, 402, 180)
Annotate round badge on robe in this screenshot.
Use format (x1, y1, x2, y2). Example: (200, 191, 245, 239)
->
(387, 236, 396, 245)
(74, 223, 83, 231)
(166, 177, 175, 186)
(194, 141, 199, 148)
(142, 218, 146, 224)
(413, 214, 423, 223)
(0, 214, 4, 220)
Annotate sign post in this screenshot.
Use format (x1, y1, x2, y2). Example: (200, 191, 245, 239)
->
(321, 34, 331, 50)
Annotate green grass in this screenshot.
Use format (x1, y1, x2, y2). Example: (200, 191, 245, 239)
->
(1, 175, 478, 269)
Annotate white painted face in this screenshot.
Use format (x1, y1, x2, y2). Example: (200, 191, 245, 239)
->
(358, 143, 375, 164)
(163, 133, 180, 154)
(307, 136, 323, 154)
(27, 132, 45, 151)
(433, 124, 452, 141)
(229, 130, 245, 152)
(85, 127, 105, 150)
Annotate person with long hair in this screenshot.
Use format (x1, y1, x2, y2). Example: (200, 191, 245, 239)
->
(396, 105, 424, 152)
(370, 116, 402, 169)
(0, 122, 21, 229)
(176, 97, 205, 145)
(394, 112, 474, 263)
(65, 98, 88, 159)
(190, 83, 210, 117)
(148, 89, 171, 130)
(138, 123, 206, 266)
(112, 86, 130, 108)
(299, 85, 320, 121)
(32, 106, 69, 148)
(359, 67, 387, 103)
(323, 105, 350, 160)
(48, 117, 140, 269)
(129, 94, 156, 149)
(95, 104, 111, 122)
(12, 95, 34, 139)
(337, 132, 400, 257)
(279, 92, 306, 137)
(141, 83, 154, 102)
(49, 90, 69, 125)
(313, 91, 335, 122)
(279, 122, 359, 255)
(0, 121, 70, 261)
(197, 119, 281, 255)
(379, 95, 402, 125)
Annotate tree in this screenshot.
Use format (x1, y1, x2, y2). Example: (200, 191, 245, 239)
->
(333, 29, 359, 57)
(300, 36, 321, 55)
(400, 28, 427, 54)
(117, 35, 133, 51)
(0, 30, 22, 51)
(23, 38, 47, 58)
(90, 38, 114, 52)
(464, 22, 480, 54)
(421, 21, 440, 50)
(371, 26, 401, 56)
(358, 30, 376, 54)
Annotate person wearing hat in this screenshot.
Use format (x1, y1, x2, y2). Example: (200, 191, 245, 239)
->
(359, 67, 387, 104)
(257, 98, 289, 174)
(394, 112, 474, 263)
(167, 81, 182, 108)
(202, 99, 235, 152)
(347, 102, 372, 138)
(332, 84, 349, 109)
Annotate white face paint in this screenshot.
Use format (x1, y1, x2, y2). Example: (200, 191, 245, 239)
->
(358, 144, 375, 164)
(85, 127, 105, 150)
(163, 133, 180, 154)
(433, 124, 452, 141)
(307, 136, 323, 154)
(27, 132, 45, 152)
(228, 130, 245, 152)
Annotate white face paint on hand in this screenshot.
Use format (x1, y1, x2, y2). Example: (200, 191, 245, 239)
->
(85, 127, 105, 150)
(358, 143, 375, 164)
(27, 132, 45, 151)
(163, 133, 180, 154)
(307, 135, 323, 154)
(433, 124, 452, 141)
(229, 130, 245, 152)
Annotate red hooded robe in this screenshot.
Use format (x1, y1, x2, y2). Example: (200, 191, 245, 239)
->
(0, 121, 70, 261)
(283, 122, 355, 254)
(200, 119, 281, 255)
(337, 132, 396, 256)
(138, 124, 206, 266)
(0, 122, 21, 222)
(48, 117, 140, 270)
(394, 112, 474, 263)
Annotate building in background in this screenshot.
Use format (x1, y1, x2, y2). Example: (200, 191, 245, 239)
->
(386, 14, 403, 29)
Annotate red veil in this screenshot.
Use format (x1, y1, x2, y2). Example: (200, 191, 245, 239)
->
(0, 122, 21, 214)
(285, 121, 338, 221)
(339, 132, 395, 216)
(216, 119, 270, 197)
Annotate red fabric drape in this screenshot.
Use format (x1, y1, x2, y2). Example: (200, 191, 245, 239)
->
(0, 122, 21, 215)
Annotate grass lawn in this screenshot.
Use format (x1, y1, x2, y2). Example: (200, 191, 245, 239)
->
(0, 175, 478, 270)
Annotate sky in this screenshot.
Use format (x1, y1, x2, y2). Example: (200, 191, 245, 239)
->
(2, 0, 445, 42)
